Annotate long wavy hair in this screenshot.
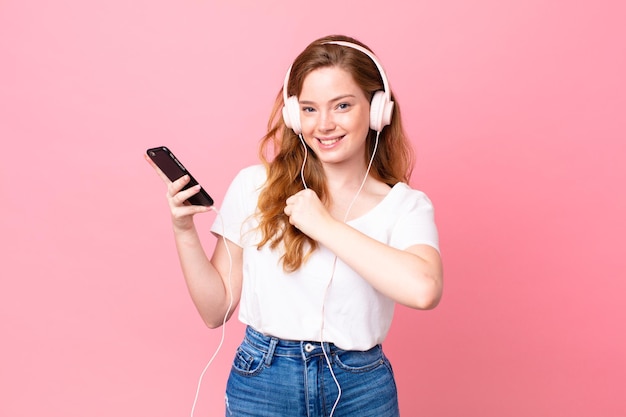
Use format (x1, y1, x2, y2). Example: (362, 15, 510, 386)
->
(256, 34, 414, 272)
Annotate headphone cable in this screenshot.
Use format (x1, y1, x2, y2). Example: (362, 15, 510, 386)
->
(316, 132, 381, 417)
(190, 206, 234, 417)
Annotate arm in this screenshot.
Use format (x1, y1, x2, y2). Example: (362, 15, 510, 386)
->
(174, 221, 243, 328)
(284, 189, 443, 310)
(315, 222, 441, 309)
(145, 155, 243, 328)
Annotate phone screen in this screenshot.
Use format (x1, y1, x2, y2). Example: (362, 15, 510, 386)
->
(147, 146, 214, 206)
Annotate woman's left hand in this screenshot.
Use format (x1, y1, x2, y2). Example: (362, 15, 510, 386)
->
(284, 189, 335, 241)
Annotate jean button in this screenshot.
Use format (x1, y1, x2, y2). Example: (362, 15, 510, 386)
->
(304, 343, 315, 352)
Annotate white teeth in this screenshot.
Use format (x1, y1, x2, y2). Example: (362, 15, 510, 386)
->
(319, 137, 341, 145)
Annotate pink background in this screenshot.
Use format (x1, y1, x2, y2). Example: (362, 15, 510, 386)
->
(1, 1, 625, 416)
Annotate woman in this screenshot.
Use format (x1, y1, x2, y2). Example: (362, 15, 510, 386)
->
(147, 34, 443, 416)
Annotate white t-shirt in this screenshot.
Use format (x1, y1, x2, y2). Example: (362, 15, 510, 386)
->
(211, 165, 439, 350)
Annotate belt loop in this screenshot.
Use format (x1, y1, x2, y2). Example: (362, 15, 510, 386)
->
(324, 342, 334, 365)
(264, 337, 279, 366)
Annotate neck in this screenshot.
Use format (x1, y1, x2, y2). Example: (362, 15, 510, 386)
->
(324, 165, 371, 193)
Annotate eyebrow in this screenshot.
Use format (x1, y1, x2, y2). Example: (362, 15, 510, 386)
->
(298, 94, 357, 105)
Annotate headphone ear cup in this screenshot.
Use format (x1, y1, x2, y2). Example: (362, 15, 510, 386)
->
(282, 96, 302, 135)
(369, 91, 394, 132)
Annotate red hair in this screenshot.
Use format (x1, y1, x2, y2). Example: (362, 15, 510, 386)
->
(256, 35, 414, 272)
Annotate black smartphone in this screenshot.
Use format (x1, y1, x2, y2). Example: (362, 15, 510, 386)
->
(146, 146, 214, 206)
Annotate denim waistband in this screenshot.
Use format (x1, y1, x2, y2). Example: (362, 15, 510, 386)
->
(243, 326, 341, 363)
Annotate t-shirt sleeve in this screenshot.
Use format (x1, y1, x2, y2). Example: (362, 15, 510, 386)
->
(389, 190, 440, 252)
(210, 165, 264, 247)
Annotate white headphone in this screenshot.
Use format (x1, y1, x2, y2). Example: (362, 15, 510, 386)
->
(282, 40, 395, 135)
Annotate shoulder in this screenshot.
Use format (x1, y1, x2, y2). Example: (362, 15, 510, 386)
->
(230, 164, 267, 190)
(221, 164, 267, 208)
(385, 183, 439, 251)
(235, 164, 266, 181)
(387, 183, 435, 212)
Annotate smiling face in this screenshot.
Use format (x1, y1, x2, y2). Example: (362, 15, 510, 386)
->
(298, 66, 371, 171)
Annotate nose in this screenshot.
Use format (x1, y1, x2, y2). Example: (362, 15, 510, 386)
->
(317, 110, 336, 132)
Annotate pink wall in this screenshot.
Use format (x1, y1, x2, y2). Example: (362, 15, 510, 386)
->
(1, 1, 624, 416)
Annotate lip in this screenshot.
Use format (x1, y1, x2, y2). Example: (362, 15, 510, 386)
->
(316, 135, 344, 148)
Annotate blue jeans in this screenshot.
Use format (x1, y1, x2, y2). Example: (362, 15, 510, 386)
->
(225, 326, 400, 416)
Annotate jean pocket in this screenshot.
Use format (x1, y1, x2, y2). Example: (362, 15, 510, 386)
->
(231, 343, 266, 376)
(333, 345, 385, 373)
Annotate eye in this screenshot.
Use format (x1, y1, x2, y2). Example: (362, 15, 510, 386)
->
(301, 106, 315, 113)
(337, 102, 351, 111)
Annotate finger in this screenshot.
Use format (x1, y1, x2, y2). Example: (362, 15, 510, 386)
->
(286, 193, 302, 206)
(171, 203, 210, 219)
(169, 184, 201, 206)
(167, 175, 193, 198)
(296, 187, 310, 196)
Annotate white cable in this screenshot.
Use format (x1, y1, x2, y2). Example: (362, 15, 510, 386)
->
(317, 133, 381, 417)
(186, 130, 377, 415)
(190, 206, 234, 417)
(298, 133, 309, 190)
(320, 256, 342, 416)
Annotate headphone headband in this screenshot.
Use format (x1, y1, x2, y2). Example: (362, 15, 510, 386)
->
(322, 40, 391, 102)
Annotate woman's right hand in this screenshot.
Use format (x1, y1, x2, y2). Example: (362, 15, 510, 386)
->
(145, 154, 210, 231)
